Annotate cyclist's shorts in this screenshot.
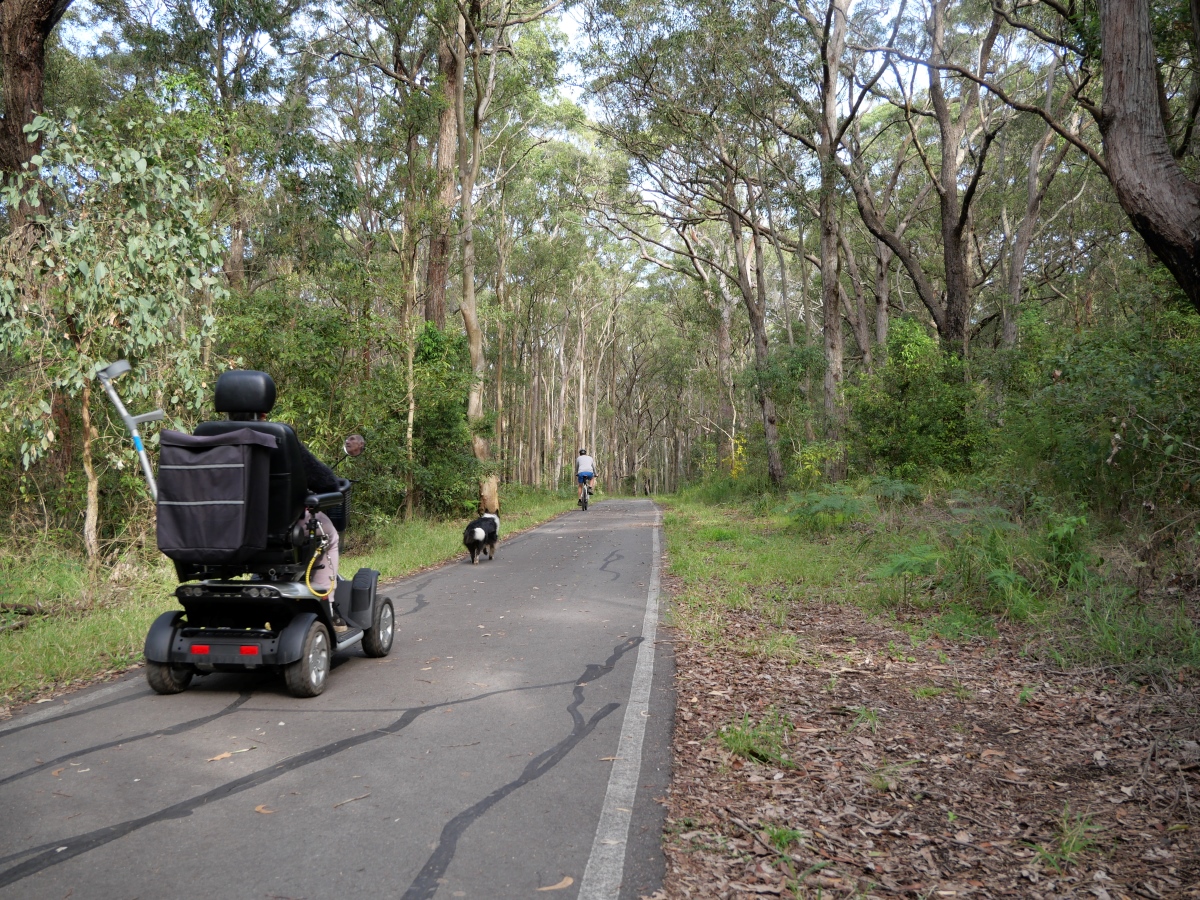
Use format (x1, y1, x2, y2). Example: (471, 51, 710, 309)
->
(577, 472, 593, 484)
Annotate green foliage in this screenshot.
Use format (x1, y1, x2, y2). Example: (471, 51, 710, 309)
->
(867, 476, 923, 507)
(765, 825, 804, 852)
(791, 441, 846, 490)
(996, 312, 1200, 514)
(789, 485, 872, 533)
(720, 708, 795, 767)
(847, 319, 986, 479)
(217, 278, 480, 518)
(1029, 804, 1100, 873)
(0, 112, 223, 469)
(851, 706, 880, 733)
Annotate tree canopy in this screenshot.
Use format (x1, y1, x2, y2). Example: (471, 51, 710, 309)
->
(0, 0, 1197, 556)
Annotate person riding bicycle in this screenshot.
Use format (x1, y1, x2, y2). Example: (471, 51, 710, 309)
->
(575, 449, 596, 505)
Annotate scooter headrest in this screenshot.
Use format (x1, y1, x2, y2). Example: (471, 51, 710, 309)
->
(214, 370, 276, 415)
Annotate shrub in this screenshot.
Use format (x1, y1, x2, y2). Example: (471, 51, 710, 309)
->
(997, 311, 1200, 514)
(847, 319, 987, 479)
(789, 485, 872, 533)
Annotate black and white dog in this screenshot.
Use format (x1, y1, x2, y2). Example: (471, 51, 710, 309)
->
(462, 513, 499, 564)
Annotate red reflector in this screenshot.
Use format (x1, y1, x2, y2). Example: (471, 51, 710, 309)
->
(191, 645, 210, 654)
(239, 645, 259, 656)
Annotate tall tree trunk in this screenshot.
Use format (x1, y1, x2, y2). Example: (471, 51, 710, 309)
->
(1098, 0, 1200, 309)
(927, 0, 1001, 353)
(455, 12, 498, 512)
(749, 213, 786, 485)
(695, 253, 736, 473)
(0, 0, 68, 222)
(874, 241, 891, 348)
(838, 226, 873, 369)
(726, 182, 785, 487)
(425, 23, 458, 329)
(495, 189, 510, 477)
(819, 0, 850, 476)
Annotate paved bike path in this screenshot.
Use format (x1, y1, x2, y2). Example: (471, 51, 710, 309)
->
(0, 498, 673, 899)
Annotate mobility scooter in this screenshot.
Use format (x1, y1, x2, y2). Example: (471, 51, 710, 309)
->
(97, 361, 394, 697)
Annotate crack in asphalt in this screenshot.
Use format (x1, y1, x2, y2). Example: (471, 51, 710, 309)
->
(0, 693, 253, 788)
(392, 576, 435, 617)
(0, 639, 642, 889)
(0, 692, 143, 739)
(599, 549, 624, 582)
(400, 638, 638, 900)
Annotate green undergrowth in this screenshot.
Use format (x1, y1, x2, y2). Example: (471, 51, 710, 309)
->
(0, 486, 573, 708)
(662, 479, 1200, 678)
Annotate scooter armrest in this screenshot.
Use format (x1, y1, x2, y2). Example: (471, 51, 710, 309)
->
(305, 491, 345, 511)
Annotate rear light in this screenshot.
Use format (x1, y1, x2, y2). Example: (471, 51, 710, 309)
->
(239, 645, 259, 656)
(191, 644, 210, 654)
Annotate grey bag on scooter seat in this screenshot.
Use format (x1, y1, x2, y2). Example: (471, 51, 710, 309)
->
(157, 429, 277, 563)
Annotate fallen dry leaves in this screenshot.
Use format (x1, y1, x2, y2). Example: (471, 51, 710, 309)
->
(651, 588, 1199, 899)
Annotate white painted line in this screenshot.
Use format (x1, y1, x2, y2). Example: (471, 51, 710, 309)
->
(578, 505, 662, 900)
(0, 679, 142, 736)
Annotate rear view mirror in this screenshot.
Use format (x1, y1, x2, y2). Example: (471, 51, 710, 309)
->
(343, 434, 365, 458)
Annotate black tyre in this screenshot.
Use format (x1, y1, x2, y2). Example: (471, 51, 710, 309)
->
(362, 598, 395, 658)
(284, 621, 331, 697)
(581, 493, 588, 511)
(146, 661, 193, 695)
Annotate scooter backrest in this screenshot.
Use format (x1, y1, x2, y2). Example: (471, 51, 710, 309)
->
(194, 419, 308, 544)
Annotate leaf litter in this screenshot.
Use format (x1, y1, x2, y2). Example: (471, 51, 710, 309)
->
(647, 587, 1199, 899)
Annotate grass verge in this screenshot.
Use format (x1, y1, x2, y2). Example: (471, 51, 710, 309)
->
(0, 486, 574, 710)
(662, 482, 1200, 677)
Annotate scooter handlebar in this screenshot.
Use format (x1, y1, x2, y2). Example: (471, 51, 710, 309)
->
(305, 491, 345, 511)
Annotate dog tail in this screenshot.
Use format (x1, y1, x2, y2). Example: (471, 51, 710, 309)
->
(472, 527, 485, 542)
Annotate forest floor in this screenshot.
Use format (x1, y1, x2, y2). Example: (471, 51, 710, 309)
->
(652, 498, 1200, 900)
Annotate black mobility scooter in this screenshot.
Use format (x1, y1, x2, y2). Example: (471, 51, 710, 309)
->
(97, 362, 394, 698)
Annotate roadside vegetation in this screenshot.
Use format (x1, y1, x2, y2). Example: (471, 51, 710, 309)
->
(665, 480, 1200, 680)
(653, 309, 1200, 895)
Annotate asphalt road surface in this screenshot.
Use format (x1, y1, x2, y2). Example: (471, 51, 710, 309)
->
(0, 498, 674, 900)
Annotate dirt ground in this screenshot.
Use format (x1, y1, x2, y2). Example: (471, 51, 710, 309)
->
(649, 582, 1200, 899)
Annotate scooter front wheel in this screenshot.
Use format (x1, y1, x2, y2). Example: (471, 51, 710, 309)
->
(363, 598, 395, 658)
(146, 661, 193, 695)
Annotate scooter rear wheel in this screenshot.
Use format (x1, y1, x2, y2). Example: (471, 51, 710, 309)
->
(146, 661, 193, 695)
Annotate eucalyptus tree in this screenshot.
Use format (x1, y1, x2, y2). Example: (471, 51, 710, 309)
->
(1094, 0, 1200, 308)
(451, 1, 561, 511)
(0, 113, 225, 558)
(89, 0, 309, 288)
(926, 0, 1200, 310)
(0, 0, 73, 222)
(583, 0, 790, 485)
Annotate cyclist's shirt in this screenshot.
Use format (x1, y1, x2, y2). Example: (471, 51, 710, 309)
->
(576, 454, 595, 477)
